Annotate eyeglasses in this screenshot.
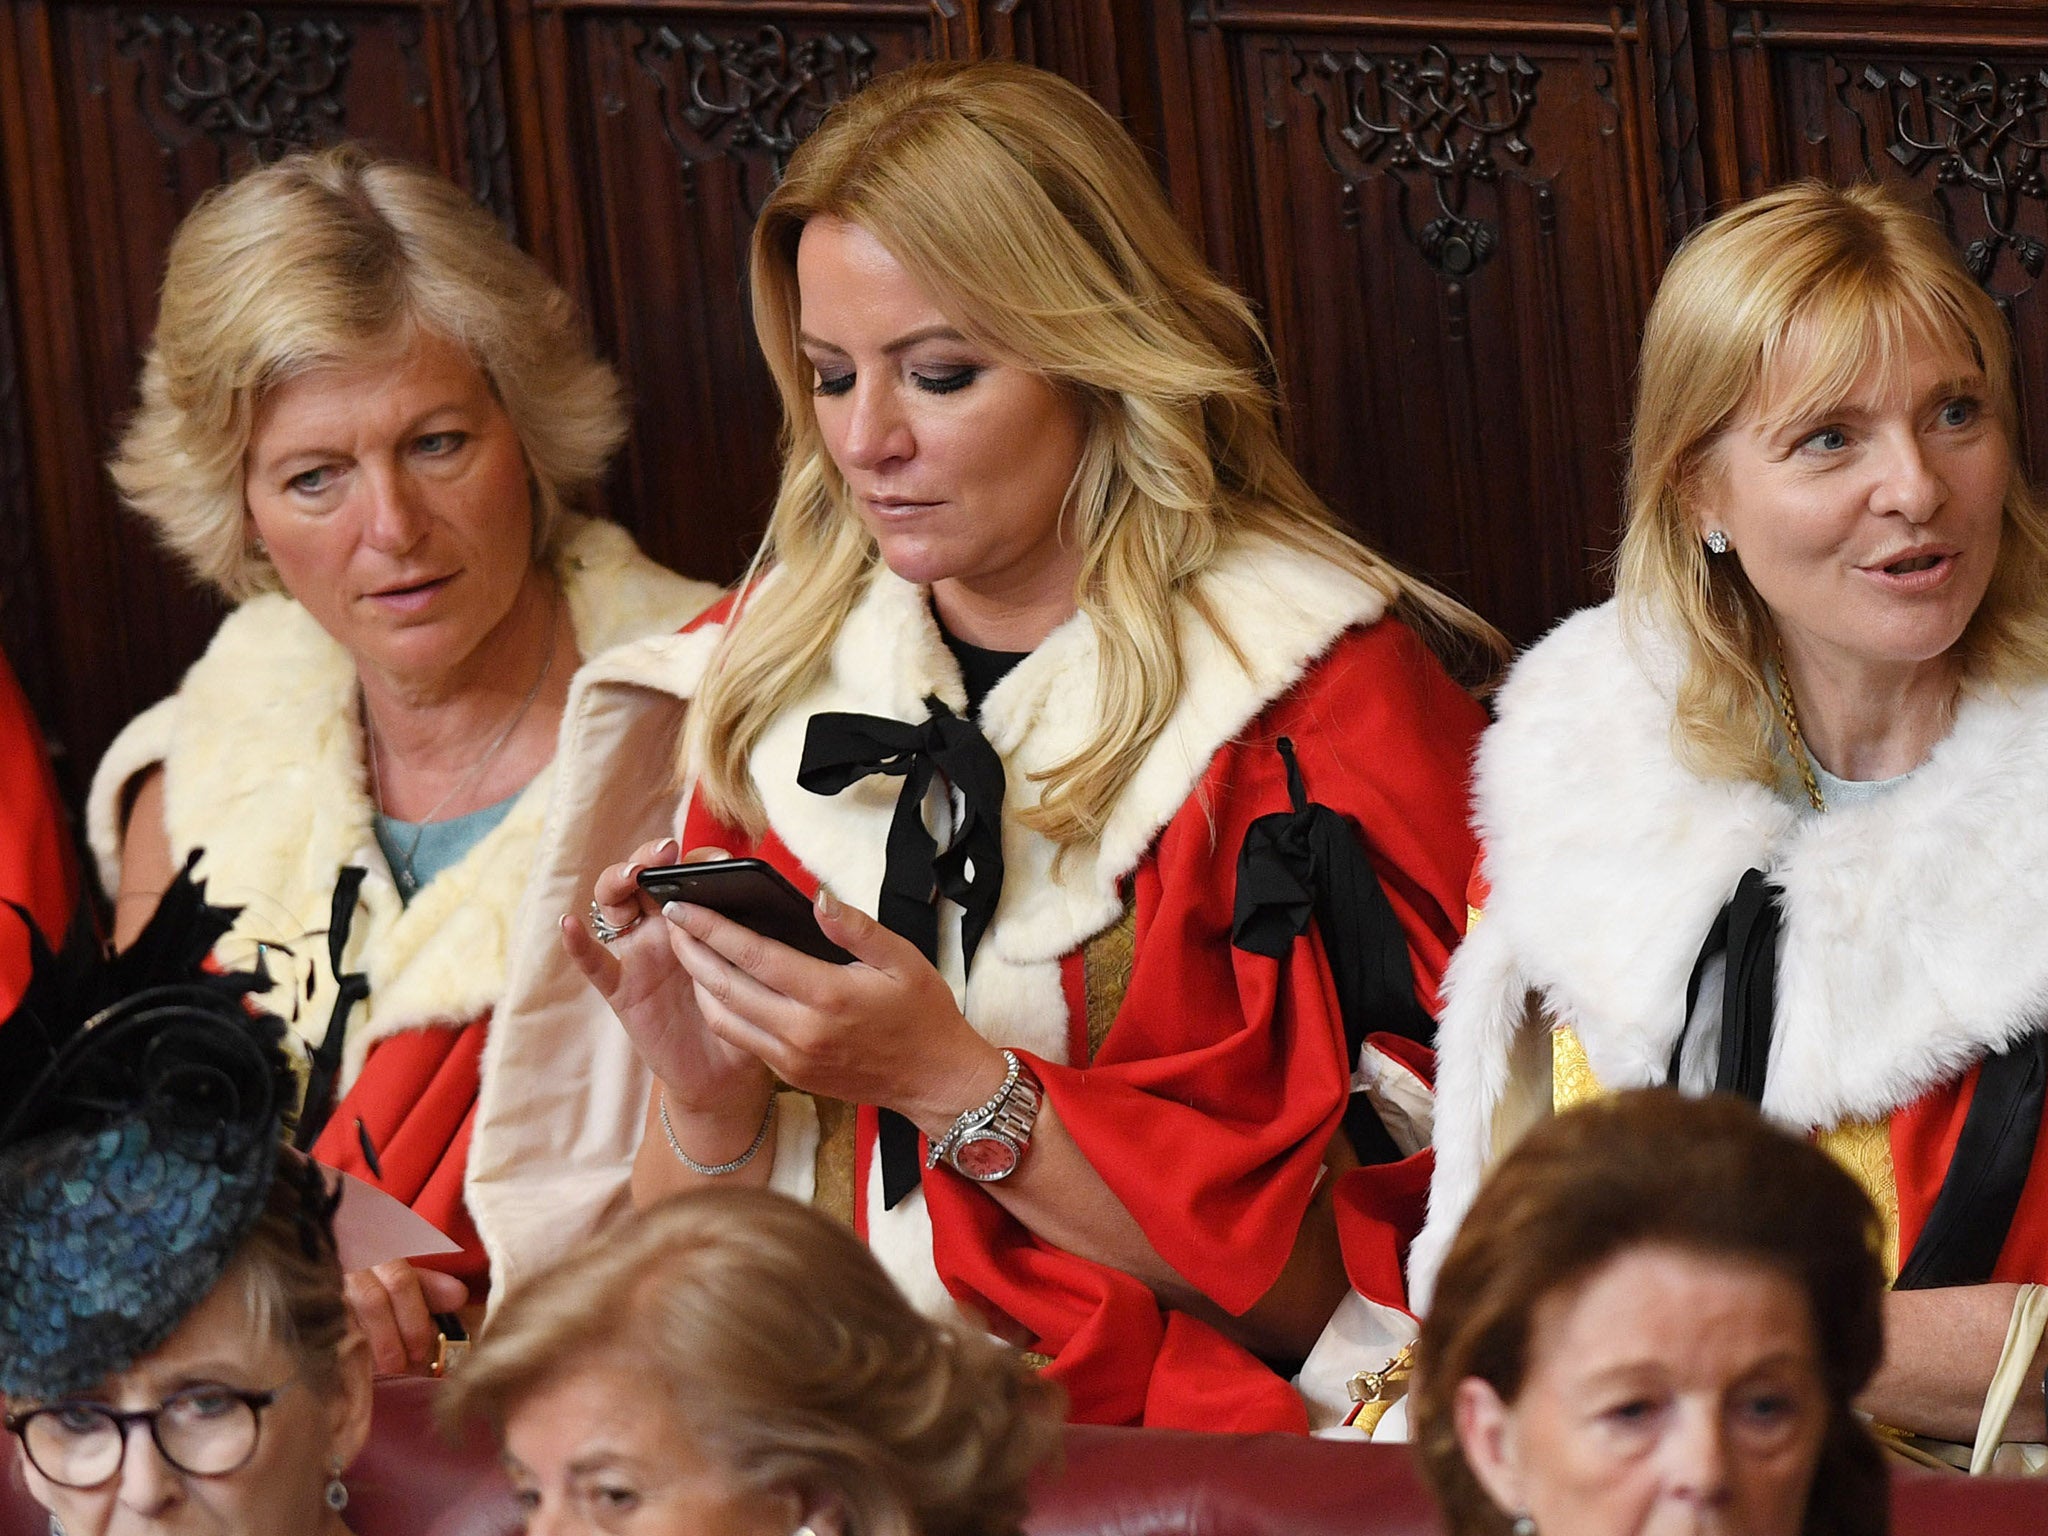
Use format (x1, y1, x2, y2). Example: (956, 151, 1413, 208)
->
(4, 1385, 284, 1488)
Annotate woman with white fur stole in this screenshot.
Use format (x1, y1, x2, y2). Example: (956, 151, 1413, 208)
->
(1386, 182, 2048, 1471)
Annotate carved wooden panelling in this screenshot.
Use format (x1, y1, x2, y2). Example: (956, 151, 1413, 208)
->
(531, 11, 935, 583)
(69, 8, 443, 405)
(1703, 5, 2048, 476)
(1168, 11, 1667, 644)
(14, 0, 2048, 839)
(0, 0, 511, 816)
(979, 0, 1133, 124)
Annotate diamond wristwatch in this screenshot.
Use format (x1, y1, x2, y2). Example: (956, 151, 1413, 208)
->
(926, 1049, 1043, 1182)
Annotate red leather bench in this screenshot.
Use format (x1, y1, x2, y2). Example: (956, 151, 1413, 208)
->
(6, 1377, 2045, 1536)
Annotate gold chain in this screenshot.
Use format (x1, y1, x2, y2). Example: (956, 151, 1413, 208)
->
(1772, 635, 1826, 814)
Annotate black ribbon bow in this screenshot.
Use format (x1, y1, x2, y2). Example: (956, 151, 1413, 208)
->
(1672, 866, 1782, 1102)
(292, 866, 370, 1153)
(1231, 736, 1433, 1166)
(1676, 865, 2047, 1289)
(798, 696, 1007, 1209)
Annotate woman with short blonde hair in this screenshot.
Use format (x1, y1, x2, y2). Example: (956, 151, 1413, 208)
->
(1402, 179, 2048, 1467)
(446, 1188, 1064, 1536)
(89, 145, 717, 1378)
(112, 144, 627, 602)
(558, 59, 1494, 1432)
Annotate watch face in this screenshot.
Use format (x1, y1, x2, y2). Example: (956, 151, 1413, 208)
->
(951, 1133, 1021, 1182)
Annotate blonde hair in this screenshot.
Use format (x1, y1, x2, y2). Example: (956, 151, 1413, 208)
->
(231, 1157, 349, 1388)
(444, 1189, 1063, 1536)
(111, 144, 627, 601)
(690, 59, 1502, 845)
(1617, 179, 2048, 786)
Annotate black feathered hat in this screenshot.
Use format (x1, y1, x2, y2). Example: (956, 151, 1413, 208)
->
(0, 853, 308, 1399)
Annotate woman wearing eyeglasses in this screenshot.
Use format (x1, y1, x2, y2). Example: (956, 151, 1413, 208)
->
(1, 865, 372, 1536)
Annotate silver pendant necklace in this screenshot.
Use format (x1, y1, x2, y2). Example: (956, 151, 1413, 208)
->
(364, 590, 561, 895)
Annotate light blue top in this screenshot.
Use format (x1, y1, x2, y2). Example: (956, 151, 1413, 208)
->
(374, 794, 520, 902)
(1809, 758, 1915, 811)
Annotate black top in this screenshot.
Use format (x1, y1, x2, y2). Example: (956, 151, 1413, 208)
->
(939, 623, 1030, 716)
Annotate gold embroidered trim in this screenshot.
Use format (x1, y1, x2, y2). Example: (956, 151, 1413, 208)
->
(1814, 1118, 1901, 1280)
(1552, 1022, 1607, 1111)
(1553, 1028, 1901, 1279)
(1082, 902, 1136, 1064)
(811, 1096, 859, 1228)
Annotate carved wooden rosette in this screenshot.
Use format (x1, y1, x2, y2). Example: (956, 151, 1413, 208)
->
(113, 9, 353, 173)
(632, 23, 875, 211)
(1850, 60, 2048, 300)
(1289, 42, 1545, 283)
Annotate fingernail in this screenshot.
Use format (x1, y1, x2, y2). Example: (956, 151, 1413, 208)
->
(657, 839, 679, 859)
(816, 886, 840, 919)
(662, 901, 688, 924)
(624, 863, 645, 881)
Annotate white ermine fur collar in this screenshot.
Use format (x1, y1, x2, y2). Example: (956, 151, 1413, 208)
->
(1412, 599, 2048, 1303)
(87, 517, 718, 1089)
(749, 539, 1390, 1034)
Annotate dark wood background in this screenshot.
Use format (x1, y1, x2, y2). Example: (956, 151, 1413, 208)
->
(5, 0, 2047, 845)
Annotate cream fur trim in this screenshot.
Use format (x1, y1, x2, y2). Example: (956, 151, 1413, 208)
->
(1412, 600, 2048, 1305)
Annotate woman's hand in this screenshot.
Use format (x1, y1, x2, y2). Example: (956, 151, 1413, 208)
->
(663, 886, 1005, 1133)
(342, 1259, 469, 1376)
(663, 882, 1214, 1306)
(560, 838, 770, 1113)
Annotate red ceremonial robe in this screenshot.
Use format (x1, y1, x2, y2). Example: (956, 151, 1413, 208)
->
(1893, 1073, 2048, 1281)
(677, 569, 1481, 1431)
(0, 651, 76, 1012)
(311, 1019, 490, 1287)
(1457, 863, 2048, 1294)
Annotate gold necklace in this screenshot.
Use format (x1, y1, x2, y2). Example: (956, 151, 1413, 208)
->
(1772, 635, 1826, 814)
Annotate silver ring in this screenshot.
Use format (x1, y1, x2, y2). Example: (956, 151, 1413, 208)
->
(588, 899, 644, 944)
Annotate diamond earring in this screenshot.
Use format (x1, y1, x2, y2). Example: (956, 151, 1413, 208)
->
(325, 1463, 349, 1512)
(1512, 1517, 1537, 1536)
(1704, 529, 1731, 555)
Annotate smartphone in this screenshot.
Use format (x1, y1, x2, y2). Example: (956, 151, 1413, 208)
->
(636, 858, 855, 964)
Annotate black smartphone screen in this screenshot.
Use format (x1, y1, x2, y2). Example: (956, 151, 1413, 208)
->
(635, 859, 854, 964)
